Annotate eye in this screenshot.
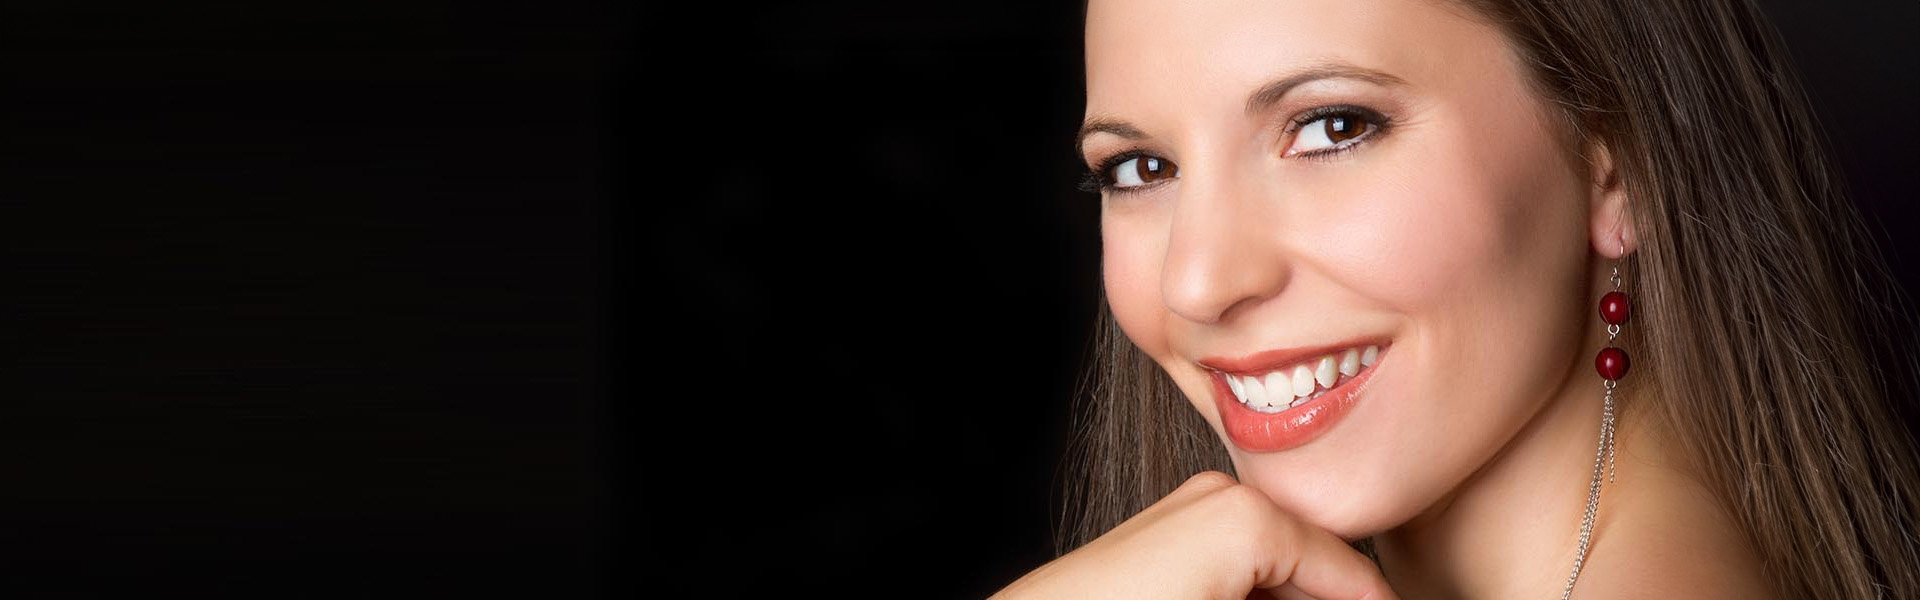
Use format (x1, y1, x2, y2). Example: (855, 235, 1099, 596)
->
(1284, 107, 1386, 158)
(1106, 155, 1179, 190)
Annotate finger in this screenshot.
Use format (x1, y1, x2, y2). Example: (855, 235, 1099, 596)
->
(1246, 586, 1305, 600)
(1244, 584, 1355, 600)
(1173, 470, 1241, 497)
(1264, 582, 1331, 600)
(1244, 503, 1397, 600)
(1136, 471, 1240, 519)
(1247, 510, 1398, 600)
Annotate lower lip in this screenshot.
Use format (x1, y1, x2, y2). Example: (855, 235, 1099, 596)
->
(1211, 348, 1386, 453)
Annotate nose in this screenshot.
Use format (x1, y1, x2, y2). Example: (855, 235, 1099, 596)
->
(1159, 165, 1291, 325)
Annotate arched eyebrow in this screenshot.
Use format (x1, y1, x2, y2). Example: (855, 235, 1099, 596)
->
(1073, 118, 1145, 161)
(1075, 62, 1406, 158)
(1243, 62, 1407, 115)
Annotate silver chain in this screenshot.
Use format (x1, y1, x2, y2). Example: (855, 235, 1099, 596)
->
(1560, 264, 1621, 599)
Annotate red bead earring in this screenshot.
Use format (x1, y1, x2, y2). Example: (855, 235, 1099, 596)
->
(1596, 289, 1630, 380)
(1564, 253, 1627, 598)
(1594, 260, 1625, 483)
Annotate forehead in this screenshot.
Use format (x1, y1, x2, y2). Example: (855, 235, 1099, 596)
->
(1084, 0, 1507, 117)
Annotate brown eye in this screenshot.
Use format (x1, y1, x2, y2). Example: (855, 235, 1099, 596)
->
(1325, 115, 1368, 143)
(1284, 107, 1388, 157)
(1108, 155, 1179, 189)
(1136, 156, 1177, 182)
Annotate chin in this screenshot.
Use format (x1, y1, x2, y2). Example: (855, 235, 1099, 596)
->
(1231, 456, 1424, 541)
(1197, 345, 1440, 541)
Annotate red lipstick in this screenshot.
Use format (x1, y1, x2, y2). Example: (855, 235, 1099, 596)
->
(1203, 343, 1388, 453)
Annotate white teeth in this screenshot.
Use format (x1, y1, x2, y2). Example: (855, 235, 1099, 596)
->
(1290, 365, 1314, 398)
(1224, 344, 1384, 412)
(1242, 374, 1269, 407)
(1236, 375, 1267, 407)
(1261, 371, 1289, 404)
(1314, 356, 1338, 389)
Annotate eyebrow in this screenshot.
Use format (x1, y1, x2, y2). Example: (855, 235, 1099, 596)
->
(1243, 63, 1407, 115)
(1074, 62, 1408, 159)
(1073, 119, 1146, 160)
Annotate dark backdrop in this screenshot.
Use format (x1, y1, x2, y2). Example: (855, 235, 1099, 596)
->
(3, 0, 1915, 598)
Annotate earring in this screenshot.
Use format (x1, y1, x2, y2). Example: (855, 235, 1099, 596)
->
(1595, 263, 1628, 481)
(1562, 253, 1628, 599)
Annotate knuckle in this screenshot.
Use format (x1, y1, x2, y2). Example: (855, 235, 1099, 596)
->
(1179, 470, 1237, 494)
(1254, 513, 1299, 559)
(1213, 482, 1271, 513)
(1209, 486, 1296, 560)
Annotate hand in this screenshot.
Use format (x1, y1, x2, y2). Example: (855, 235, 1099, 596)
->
(990, 471, 1397, 600)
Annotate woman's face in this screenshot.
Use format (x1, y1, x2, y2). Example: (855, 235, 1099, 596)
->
(1083, 0, 1603, 538)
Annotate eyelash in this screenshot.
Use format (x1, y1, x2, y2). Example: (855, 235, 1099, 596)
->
(1078, 104, 1394, 195)
(1079, 150, 1153, 193)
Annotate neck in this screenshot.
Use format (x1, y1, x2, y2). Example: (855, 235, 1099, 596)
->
(1371, 355, 1672, 599)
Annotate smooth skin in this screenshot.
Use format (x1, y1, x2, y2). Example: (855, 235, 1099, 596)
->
(996, 0, 1777, 598)
(994, 472, 1396, 600)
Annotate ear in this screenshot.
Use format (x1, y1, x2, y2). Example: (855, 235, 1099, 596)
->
(1586, 139, 1638, 260)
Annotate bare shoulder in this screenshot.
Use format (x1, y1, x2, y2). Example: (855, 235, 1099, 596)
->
(1574, 464, 1779, 599)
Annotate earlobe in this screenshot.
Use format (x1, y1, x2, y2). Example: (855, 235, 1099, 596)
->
(1585, 140, 1638, 260)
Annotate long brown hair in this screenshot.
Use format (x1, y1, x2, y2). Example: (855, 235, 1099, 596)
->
(1058, 0, 1920, 597)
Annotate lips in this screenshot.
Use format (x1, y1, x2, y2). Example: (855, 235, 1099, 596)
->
(1221, 345, 1381, 412)
(1201, 342, 1389, 452)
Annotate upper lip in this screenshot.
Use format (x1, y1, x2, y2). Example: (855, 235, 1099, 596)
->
(1197, 337, 1388, 375)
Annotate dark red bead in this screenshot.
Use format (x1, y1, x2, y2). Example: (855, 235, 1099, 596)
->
(1595, 347, 1630, 380)
(1599, 291, 1630, 325)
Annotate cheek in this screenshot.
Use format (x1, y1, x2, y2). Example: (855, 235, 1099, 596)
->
(1313, 153, 1567, 310)
(1370, 143, 1589, 499)
(1347, 103, 1588, 397)
(1101, 211, 1172, 358)
(1243, 103, 1591, 534)
(1308, 98, 1588, 328)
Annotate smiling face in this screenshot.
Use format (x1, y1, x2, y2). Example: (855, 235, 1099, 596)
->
(1082, 0, 1602, 538)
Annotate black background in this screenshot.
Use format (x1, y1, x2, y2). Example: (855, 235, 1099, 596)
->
(3, 0, 1916, 597)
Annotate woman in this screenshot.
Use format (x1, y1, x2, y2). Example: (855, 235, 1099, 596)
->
(994, 0, 1920, 598)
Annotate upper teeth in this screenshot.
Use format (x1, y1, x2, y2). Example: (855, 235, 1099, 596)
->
(1222, 345, 1380, 414)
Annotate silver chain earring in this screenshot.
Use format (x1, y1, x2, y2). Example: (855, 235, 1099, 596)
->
(1561, 248, 1629, 599)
